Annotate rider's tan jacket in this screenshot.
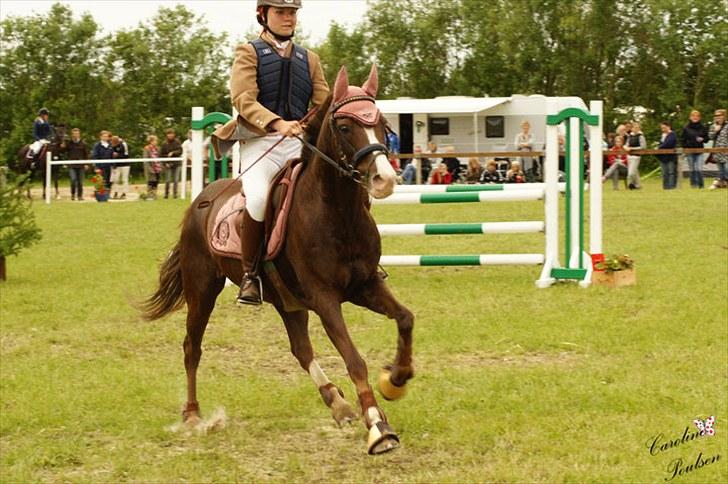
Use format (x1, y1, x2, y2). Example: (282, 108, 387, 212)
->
(214, 31, 329, 140)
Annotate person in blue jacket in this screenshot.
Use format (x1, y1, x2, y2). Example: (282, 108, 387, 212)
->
(657, 121, 678, 190)
(28, 107, 52, 159)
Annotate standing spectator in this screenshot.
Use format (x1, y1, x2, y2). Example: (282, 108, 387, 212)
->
(656, 121, 678, 190)
(91, 130, 114, 191)
(602, 136, 628, 189)
(708, 109, 727, 190)
(624, 122, 646, 189)
(160, 129, 183, 199)
(386, 130, 401, 170)
(465, 157, 483, 183)
(430, 163, 452, 185)
(623, 121, 633, 144)
(65, 128, 88, 201)
(143, 135, 161, 200)
(514, 120, 535, 179)
(505, 160, 526, 183)
(480, 159, 503, 184)
(681, 110, 709, 188)
(110, 135, 130, 199)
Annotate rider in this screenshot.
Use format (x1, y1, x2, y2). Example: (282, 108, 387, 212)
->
(213, 0, 329, 305)
(29, 108, 52, 159)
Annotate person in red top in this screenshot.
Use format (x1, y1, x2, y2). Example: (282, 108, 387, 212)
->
(430, 162, 452, 184)
(602, 135, 628, 189)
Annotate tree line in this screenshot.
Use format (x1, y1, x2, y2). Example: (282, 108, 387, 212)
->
(2, 0, 726, 166)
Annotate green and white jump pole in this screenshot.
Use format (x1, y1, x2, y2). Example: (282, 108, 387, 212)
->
(536, 100, 603, 288)
(190, 107, 233, 202)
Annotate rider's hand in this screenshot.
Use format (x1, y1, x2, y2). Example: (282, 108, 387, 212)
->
(271, 119, 302, 138)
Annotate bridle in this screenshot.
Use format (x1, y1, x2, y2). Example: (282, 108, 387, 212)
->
(295, 94, 389, 185)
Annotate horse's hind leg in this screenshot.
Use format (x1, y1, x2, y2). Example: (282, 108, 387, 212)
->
(274, 306, 358, 426)
(181, 265, 224, 425)
(351, 277, 415, 401)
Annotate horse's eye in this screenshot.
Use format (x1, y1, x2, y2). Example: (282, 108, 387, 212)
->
(338, 124, 350, 134)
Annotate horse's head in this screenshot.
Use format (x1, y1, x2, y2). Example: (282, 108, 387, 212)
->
(326, 65, 397, 199)
(52, 124, 67, 143)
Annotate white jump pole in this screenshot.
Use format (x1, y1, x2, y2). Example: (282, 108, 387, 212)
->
(589, 100, 603, 258)
(568, 116, 581, 269)
(180, 144, 187, 200)
(191, 106, 204, 203)
(232, 107, 241, 177)
(536, 101, 560, 288)
(44, 151, 52, 205)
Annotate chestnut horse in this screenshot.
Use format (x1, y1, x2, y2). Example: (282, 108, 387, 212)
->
(141, 66, 415, 454)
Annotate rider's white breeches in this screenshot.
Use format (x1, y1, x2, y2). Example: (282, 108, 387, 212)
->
(240, 134, 302, 221)
(30, 139, 49, 154)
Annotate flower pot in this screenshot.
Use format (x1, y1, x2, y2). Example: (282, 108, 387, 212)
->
(592, 268, 636, 288)
(94, 192, 109, 202)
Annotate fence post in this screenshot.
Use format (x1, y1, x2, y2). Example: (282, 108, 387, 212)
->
(536, 100, 560, 288)
(45, 151, 52, 205)
(191, 107, 204, 202)
(589, 101, 604, 266)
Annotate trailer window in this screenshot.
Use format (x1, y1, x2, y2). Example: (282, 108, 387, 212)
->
(429, 117, 450, 136)
(485, 116, 504, 138)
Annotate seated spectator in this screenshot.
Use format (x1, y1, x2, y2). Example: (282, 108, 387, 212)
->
(480, 159, 503, 184)
(602, 136, 628, 189)
(442, 146, 461, 182)
(465, 157, 483, 183)
(505, 160, 526, 183)
(430, 163, 452, 185)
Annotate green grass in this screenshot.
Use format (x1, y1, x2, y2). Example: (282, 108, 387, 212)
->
(1, 179, 726, 482)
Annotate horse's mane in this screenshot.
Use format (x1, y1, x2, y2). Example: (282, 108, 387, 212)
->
(300, 94, 333, 164)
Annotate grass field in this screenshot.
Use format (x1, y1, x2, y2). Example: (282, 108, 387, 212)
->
(1, 178, 727, 482)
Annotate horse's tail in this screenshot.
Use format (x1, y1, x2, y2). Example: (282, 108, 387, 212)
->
(140, 242, 185, 321)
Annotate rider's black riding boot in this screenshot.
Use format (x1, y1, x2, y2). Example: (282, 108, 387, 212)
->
(237, 211, 264, 305)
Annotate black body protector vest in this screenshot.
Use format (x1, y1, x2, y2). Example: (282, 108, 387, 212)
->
(251, 38, 313, 121)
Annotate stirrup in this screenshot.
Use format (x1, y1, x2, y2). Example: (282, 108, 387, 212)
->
(237, 273, 263, 305)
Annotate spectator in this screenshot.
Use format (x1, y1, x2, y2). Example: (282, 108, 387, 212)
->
(606, 132, 617, 148)
(430, 162, 452, 185)
(681, 110, 709, 189)
(442, 146, 461, 182)
(91, 130, 114, 191)
(400, 145, 423, 185)
(160, 129, 183, 199)
(623, 121, 633, 144)
(480, 159, 503, 184)
(110, 135, 130, 199)
(708, 109, 727, 190)
(143, 135, 161, 200)
(505, 160, 526, 183)
(65, 128, 88, 201)
(465, 157, 483, 183)
(657, 121, 678, 190)
(624, 121, 646, 189)
(386, 130, 401, 170)
(514, 120, 534, 179)
(602, 136, 628, 189)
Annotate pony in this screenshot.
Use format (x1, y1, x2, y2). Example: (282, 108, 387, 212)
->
(16, 124, 67, 199)
(141, 66, 415, 455)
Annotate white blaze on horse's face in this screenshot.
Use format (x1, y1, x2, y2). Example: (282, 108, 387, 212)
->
(365, 128, 396, 199)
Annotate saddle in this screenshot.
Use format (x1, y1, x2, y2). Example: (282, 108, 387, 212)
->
(26, 144, 48, 164)
(208, 158, 304, 262)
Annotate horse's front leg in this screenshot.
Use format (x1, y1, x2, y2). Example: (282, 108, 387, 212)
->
(313, 300, 400, 454)
(274, 306, 358, 426)
(351, 277, 415, 401)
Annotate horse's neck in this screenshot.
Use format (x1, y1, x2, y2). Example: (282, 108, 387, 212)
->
(300, 153, 369, 219)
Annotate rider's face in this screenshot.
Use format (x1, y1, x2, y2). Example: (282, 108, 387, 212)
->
(267, 7, 297, 37)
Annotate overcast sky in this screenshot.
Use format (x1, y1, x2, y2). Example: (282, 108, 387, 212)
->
(0, 0, 369, 43)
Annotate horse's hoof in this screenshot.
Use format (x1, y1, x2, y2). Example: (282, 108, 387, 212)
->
(367, 421, 400, 455)
(331, 398, 359, 426)
(378, 367, 407, 401)
(184, 414, 201, 427)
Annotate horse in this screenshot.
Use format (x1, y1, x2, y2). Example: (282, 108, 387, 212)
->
(16, 124, 67, 199)
(141, 65, 415, 455)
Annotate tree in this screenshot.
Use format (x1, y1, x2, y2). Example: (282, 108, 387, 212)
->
(0, 168, 42, 280)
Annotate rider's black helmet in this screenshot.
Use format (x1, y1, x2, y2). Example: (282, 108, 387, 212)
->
(38, 107, 50, 116)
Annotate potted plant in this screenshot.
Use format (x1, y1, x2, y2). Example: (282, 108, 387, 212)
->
(592, 254, 636, 288)
(91, 169, 109, 202)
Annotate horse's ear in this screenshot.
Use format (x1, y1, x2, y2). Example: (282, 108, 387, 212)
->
(362, 64, 378, 98)
(333, 65, 350, 104)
